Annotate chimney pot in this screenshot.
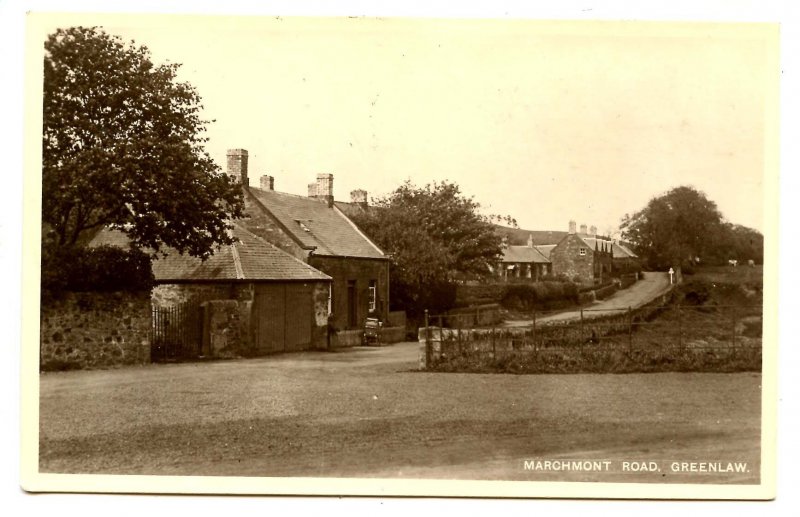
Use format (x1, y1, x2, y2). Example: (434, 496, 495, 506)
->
(579, 224, 588, 235)
(260, 175, 274, 191)
(590, 225, 597, 237)
(569, 220, 577, 234)
(315, 173, 334, 207)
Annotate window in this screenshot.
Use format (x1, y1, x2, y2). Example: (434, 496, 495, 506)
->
(368, 280, 377, 312)
(579, 247, 587, 256)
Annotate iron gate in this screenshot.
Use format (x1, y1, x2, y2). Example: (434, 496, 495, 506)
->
(151, 302, 204, 362)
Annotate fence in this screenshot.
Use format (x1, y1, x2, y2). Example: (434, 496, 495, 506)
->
(151, 302, 204, 362)
(421, 301, 762, 373)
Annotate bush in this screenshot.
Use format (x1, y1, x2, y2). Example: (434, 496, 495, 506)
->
(42, 243, 154, 294)
(501, 281, 579, 311)
(680, 280, 712, 306)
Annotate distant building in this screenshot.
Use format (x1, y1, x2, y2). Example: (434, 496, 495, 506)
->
(549, 221, 614, 285)
(497, 234, 552, 281)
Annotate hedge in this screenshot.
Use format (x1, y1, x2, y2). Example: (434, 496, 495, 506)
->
(500, 281, 579, 311)
(42, 243, 154, 294)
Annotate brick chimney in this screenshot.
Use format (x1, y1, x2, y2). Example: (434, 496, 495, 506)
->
(527, 233, 534, 248)
(260, 175, 274, 191)
(569, 220, 576, 234)
(590, 225, 597, 237)
(579, 223, 588, 235)
(308, 173, 334, 207)
(350, 189, 368, 207)
(226, 149, 249, 186)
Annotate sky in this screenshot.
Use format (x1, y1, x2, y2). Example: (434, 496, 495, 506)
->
(35, 14, 776, 236)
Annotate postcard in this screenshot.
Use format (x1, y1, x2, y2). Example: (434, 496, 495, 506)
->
(20, 10, 779, 500)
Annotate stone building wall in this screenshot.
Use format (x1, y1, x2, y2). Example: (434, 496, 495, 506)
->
(309, 256, 390, 331)
(152, 283, 254, 308)
(550, 234, 595, 284)
(40, 291, 151, 370)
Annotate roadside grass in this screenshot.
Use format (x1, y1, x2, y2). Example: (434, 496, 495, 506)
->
(429, 346, 761, 375)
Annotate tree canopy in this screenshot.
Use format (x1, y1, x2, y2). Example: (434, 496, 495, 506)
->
(620, 185, 762, 269)
(349, 181, 503, 314)
(43, 26, 243, 259)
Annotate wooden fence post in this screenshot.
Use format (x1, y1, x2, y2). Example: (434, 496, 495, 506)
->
(424, 309, 431, 368)
(678, 304, 683, 352)
(580, 308, 584, 353)
(732, 306, 737, 356)
(491, 324, 496, 360)
(627, 306, 632, 352)
(532, 309, 537, 351)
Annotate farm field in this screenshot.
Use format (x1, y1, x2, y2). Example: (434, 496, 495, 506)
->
(39, 342, 761, 484)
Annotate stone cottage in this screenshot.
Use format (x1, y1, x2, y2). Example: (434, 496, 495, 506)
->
(497, 234, 553, 281)
(549, 221, 614, 285)
(228, 149, 390, 344)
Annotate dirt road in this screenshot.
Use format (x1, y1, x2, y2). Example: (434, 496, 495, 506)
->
(504, 271, 672, 327)
(39, 341, 760, 483)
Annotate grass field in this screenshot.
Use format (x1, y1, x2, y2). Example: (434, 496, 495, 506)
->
(39, 342, 762, 483)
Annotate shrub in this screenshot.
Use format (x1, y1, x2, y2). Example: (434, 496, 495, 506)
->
(500, 281, 579, 311)
(42, 243, 154, 294)
(680, 280, 712, 306)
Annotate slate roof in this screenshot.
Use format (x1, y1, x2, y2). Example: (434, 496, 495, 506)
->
(501, 245, 551, 264)
(495, 225, 568, 246)
(612, 242, 638, 259)
(534, 244, 557, 260)
(577, 236, 638, 259)
(88, 225, 331, 282)
(247, 187, 386, 259)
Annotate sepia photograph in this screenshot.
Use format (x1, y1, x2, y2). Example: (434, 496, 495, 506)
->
(18, 6, 782, 501)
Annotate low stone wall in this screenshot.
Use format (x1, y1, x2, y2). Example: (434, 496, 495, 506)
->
(444, 304, 503, 327)
(40, 291, 151, 370)
(334, 329, 364, 347)
(380, 325, 406, 344)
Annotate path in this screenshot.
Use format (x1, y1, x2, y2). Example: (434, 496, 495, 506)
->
(503, 271, 672, 327)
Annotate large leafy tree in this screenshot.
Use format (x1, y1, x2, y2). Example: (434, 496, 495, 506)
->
(43, 26, 243, 259)
(621, 186, 728, 269)
(350, 181, 503, 314)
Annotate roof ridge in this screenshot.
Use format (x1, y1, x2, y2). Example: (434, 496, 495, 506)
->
(249, 185, 329, 204)
(229, 243, 245, 279)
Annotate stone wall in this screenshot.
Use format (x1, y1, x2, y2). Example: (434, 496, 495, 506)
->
(203, 299, 251, 358)
(40, 291, 151, 370)
(550, 234, 595, 284)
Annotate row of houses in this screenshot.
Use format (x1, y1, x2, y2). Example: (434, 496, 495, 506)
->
(496, 221, 639, 285)
(84, 147, 637, 360)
